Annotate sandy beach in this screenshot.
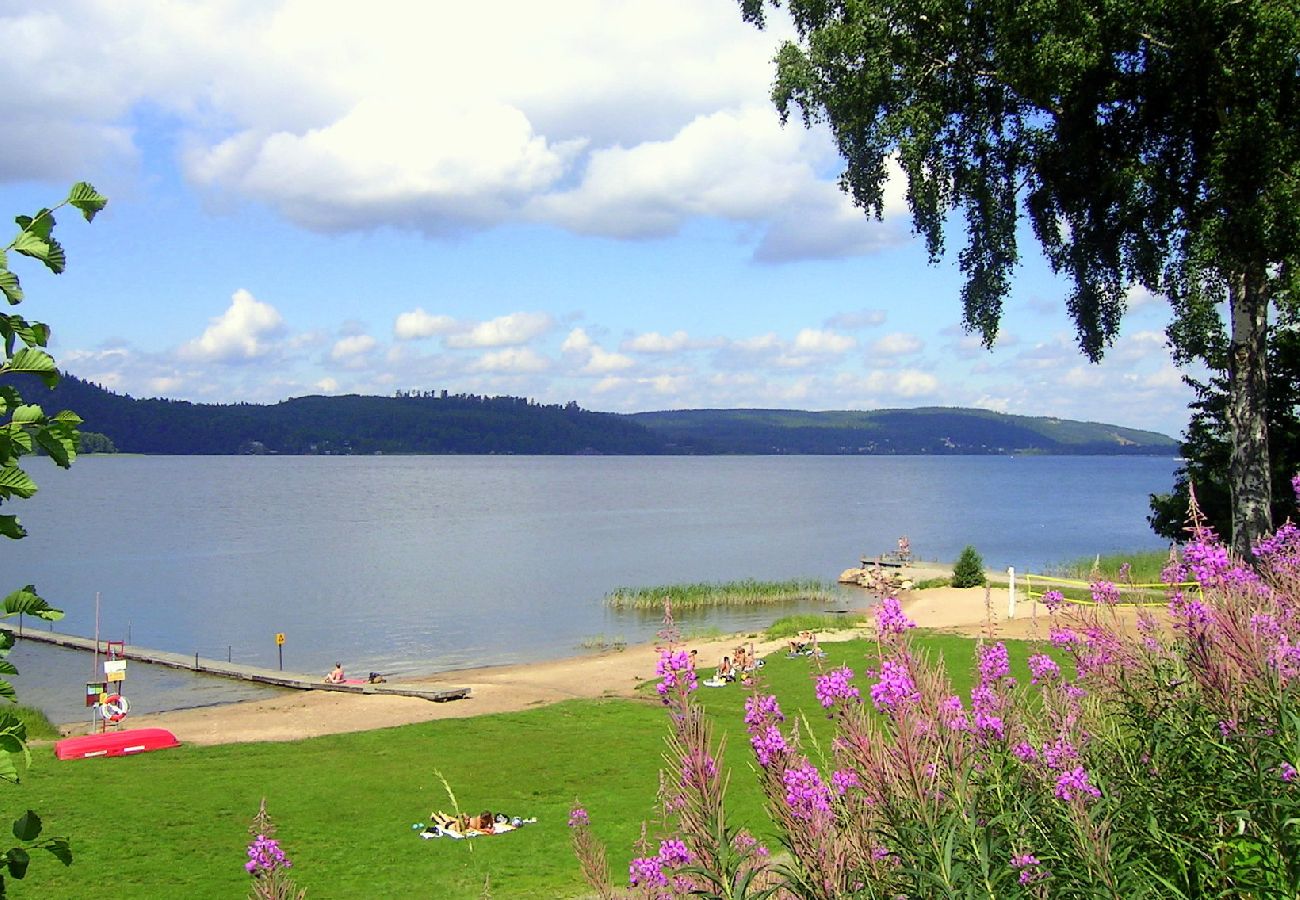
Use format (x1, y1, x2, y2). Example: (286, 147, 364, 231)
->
(101, 585, 1147, 746)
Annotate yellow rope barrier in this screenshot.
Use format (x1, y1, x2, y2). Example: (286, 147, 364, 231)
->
(1021, 572, 1201, 608)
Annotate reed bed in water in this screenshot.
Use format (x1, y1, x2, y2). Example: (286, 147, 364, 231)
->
(604, 578, 835, 610)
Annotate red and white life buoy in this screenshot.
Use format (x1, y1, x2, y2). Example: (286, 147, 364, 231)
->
(99, 694, 129, 723)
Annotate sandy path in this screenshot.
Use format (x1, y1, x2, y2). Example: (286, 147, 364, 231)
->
(76, 585, 1149, 746)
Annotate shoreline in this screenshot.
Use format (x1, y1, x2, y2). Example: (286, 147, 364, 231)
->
(63, 585, 1149, 746)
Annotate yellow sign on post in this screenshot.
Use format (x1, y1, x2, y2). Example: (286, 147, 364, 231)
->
(104, 659, 127, 682)
(275, 633, 285, 646)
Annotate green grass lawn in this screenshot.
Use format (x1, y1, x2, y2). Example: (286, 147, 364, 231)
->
(18, 632, 1054, 898)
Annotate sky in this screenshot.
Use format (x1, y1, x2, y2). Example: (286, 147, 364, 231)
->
(0, 0, 1201, 437)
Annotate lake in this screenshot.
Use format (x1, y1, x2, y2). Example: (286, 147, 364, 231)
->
(5, 454, 1178, 723)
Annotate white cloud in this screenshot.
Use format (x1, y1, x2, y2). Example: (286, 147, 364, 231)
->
(868, 332, 924, 357)
(561, 327, 594, 353)
(315, 377, 340, 392)
(792, 328, 855, 354)
(446, 312, 553, 348)
(584, 347, 635, 374)
(394, 309, 457, 341)
(471, 347, 551, 373)
(178, 289, 286, 363)
(330, 334, 377, 361)
(623, 330, 691, 353)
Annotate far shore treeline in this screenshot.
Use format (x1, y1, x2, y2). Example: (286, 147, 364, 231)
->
(23, 374, 1178, 456)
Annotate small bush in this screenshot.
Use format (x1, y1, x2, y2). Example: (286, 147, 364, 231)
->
(951, 544, 986, 587)
(766, 614, 863, 640)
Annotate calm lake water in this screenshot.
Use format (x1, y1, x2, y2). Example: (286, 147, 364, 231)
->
(6, 454, 1178, 723)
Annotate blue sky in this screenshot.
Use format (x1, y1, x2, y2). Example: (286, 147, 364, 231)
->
(1, 0, 1198, 436)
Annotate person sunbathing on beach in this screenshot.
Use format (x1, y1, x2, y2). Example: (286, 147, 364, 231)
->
(717, 656, 735, 682)
(788, 632, 815, 655)
(324, 662, 345, 684)
(734, 647, 749, 672)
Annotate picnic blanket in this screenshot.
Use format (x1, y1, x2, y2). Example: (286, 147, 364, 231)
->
(418, 812, 536, 839)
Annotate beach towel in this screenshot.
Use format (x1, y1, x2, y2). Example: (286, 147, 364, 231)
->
(419, 812, 535, 839)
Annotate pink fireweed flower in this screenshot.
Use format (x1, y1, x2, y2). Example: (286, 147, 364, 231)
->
(1090, 580, 1120, 605)
(1254, 522, 1300, 572)
(869, 659, 920, 712)
(1184, 538, 1261, 590)
(977, 642, 1011, 682)
(245, 835, 292, 876)
(1012, 742, 1038, 763)
(654, 649, 697, 704)
(1041, 589, 1066, 611)
(1281, 763, 1297, 783)
(1049, 626, 1079, 649)
(831, 768, 861, 796)
(657, 839, 693, 868)
(782, 761, 832, 820)
(941, 694, 969, 731)
(1041, 736, 1080, 770)
(875, 595, 916, 637)
(628, 856, 668, 888)
(1054, 765, 1102, 802)
(1169, 591, 1214, 633)
(1293, 472, 1300, 501)
(744, 694, 789, 767)
(567, 806, 589, 828)
(1012, 853, 1048, 885)
(815, 666, 860, 708)
(1028, 653, 1061, 685)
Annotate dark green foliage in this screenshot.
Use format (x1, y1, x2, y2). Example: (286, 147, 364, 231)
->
(742, 0, 1300, 551)
(632, 407, 1176, 455)
(13, 378, 1178, 456)
(951, 545, 987, 588)
(1150, 325, 1300, 543)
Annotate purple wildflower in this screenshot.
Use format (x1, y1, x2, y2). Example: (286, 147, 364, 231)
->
(1281, 763, 1297, 783)
(875, 596, 916, 637)
(1054, 765, 1102, 802)
(977, 642, 1011, 682)
(245, 834, 291, 876)
(1293, 473, 1300, 501)
(1041, 589, 1066, 611)
(815, 666, 860, 708)
(782, 761, 832, 820)
(1012, 741, 1038, 763)
(831, 768, 860, 796)
(567, 806, 589, 828)
(941, 694, 969, 731)
(745, 694, 789, 767)
(629, 856, 668, 888)
(1028, 653, 1060, 685)
(1090, 580, 1120, 605)
(657, 839, 693, 868)
(654, 648, 697, 704)
(1049, 626, 1079, 649)
(1012, 853, 1048, 885)
(869, 659, 920, 712)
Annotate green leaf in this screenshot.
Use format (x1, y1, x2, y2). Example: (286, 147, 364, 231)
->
(68, 182, 107, 222)
(0, 269, 19, 306)
(10, 812, 38, 844)
(0, 517, 24, 540)
(4, 847, 28, 880)
(34, 424, 76, 469)
(8, 407, 42, 427)
(40, 837, 70, 867)
(0, 753, 19, 785)
(0, 387, 19, 417)
(1, 586, 60, 621)
(1, 348, 58, 387)
(0, 468, 37, 500)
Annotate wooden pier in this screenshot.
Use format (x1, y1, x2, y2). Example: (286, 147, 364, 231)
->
(4, 628, 470, 703)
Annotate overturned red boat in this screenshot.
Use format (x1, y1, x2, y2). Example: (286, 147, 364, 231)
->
(54, 728, 181, 760)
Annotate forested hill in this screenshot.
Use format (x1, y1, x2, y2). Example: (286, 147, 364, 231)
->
(25, 375, 1178, 455)
(628, 408, 1179, 455)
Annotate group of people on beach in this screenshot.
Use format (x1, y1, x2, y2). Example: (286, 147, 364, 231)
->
(703, 643, 763, 686)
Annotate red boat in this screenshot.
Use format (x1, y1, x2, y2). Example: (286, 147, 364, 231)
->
(54, 728, 181, 760)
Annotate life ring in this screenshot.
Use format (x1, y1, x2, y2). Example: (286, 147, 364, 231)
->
(99, 694, 129, 723)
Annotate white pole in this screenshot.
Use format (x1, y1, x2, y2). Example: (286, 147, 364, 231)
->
(1007, 567, 1016, 619)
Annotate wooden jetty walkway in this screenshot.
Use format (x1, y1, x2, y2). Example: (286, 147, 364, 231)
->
(4, 628, 470, 703)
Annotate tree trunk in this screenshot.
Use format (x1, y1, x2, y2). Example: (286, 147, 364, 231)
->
(1226, 268, 1272, 555)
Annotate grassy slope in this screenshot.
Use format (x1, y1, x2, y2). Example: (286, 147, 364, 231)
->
(22, 633, 1050, 898)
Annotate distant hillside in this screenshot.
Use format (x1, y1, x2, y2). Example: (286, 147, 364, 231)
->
(21, 376, 1178, 455)
(20, 376, 679, 455)
(628, 408, 1178, 455)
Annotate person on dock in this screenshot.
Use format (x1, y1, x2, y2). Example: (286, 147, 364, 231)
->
(325, 662, 346, 684)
